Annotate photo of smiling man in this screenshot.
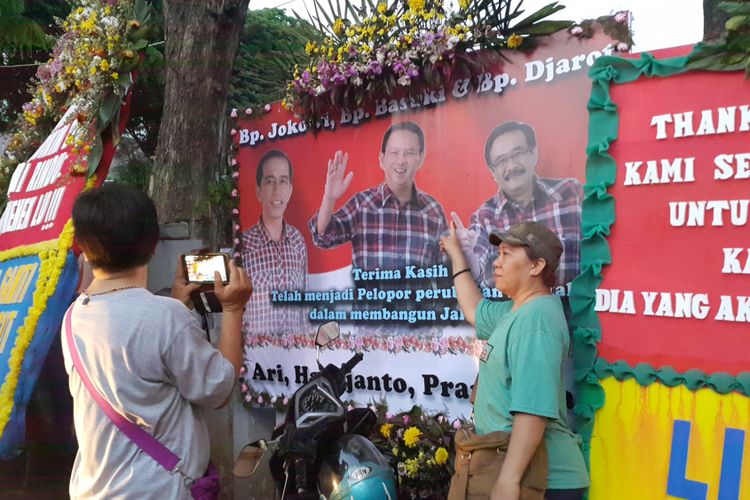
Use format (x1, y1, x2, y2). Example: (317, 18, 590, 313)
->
(458, 121, 582, 290)
(241, 149, 308, 335)
(308, 121, 448, 272)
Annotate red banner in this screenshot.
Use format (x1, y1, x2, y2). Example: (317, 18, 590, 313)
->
(598, 71, 750, 375)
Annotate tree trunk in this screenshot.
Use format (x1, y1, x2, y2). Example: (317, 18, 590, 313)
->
(703, 0, 729, 42)
(152, 0, 249, 245)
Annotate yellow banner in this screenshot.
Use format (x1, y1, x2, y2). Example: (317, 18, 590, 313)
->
(590, 378, 750, 500)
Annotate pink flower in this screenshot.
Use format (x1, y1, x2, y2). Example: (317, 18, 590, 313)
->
(234, 224, 240, 231)
(245, 108, 253, 115)
(234, 252, 241, 258)
(614, 11, 628, 23)
(241, 383, 248, 392)
(570, 26, 583, 35)
(616, 42, 630, 52)
(231, 189, 238, 197)
(239, 365, 247, 375)
(231, 158, 238, 166)
(232, 172, 239, 179)
(230, 129, 237, 136)
(385, 412, 393, 420)
(437, 415, 445, 423)
(234, 238, 240, 245)
(264, 104, 272, 112)
(230, 108, 238, 118)
(452, 419, 462, 430)
(283, 397, 289, 405)
(257, 395, 264, 404)
(402, 415, 410, 425)
(244, 393, 253, 403)
(232, 208, 239, 215)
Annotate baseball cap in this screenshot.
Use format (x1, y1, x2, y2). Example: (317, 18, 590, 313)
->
(488, 221, 563, 272)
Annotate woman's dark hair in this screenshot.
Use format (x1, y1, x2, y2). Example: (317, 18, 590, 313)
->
(522, 246, 557, 288)
(72, 183, 159, 272)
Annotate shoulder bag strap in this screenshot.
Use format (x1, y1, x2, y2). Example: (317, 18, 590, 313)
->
(64, 304, 181, 473)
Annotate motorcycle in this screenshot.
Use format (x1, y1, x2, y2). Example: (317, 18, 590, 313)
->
(234, 321, 397, 500)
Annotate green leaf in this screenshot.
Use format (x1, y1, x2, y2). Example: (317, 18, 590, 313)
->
(511, 2, 567, 30)
(98, 92, 122, 131)
(133, 0, 149, 23)
(132, 38, 149, 51)
(726, 15, 748, 31)
(87, 135, 104, 178)
(719, 1, 750, 16)
(110, 109, 122, 147)
(513, 20, 574, 36)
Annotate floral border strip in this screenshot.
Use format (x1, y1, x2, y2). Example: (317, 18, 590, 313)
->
(568, 51, 693, 466)
(244, 332, 484, 356)
(0, 220, 75, 436)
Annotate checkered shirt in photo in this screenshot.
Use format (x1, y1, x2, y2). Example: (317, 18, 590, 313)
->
(241, 220, 308, 335)
(309, 183, 448, 271)
(469, 176, 583, 289)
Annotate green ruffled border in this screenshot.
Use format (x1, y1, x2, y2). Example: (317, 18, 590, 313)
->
(594, 358, 750, 395)
(566, 50, 742, 466)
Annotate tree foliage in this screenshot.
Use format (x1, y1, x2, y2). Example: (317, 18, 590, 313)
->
(229, 8, 321, 110)
(0, 0, 71, 132)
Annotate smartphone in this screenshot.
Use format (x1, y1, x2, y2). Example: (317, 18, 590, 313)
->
(182, 253, 230, 284)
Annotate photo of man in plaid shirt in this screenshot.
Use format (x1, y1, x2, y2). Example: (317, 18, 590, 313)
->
(455, 121, 582, 290)
(308, 121, 448, 274)
(241, 150, 308, 335)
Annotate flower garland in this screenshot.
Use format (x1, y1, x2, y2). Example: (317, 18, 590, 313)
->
(244, 331, 483, 356)
(0, 172, 97, 438)
(1, 0, 155, 206)
(283, 0, 576, 125)
(0, 219, 76, 437)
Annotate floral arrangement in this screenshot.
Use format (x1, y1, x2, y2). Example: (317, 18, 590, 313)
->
(371, 404, 466, 499)
(282, 0, 574, 124)
(567, 10, 634, 52)
(1, 0, 156, 208)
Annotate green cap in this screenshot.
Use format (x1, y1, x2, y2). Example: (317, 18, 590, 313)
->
(489, 220, 563, 272)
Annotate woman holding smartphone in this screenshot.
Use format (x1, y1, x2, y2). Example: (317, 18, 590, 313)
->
(441, 220, 588, 500)
(63, 184, 251, 499)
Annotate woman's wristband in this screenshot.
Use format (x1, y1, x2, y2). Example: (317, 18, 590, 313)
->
(452, 268, 471, 280)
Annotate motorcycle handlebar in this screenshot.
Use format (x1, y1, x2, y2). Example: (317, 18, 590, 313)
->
(341, 352, 363, 374)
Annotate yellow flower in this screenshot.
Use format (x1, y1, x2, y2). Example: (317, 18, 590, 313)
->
(404, 458, 420, 477)
(333, 18, 344, 35)
(380, 423, 394, 439)
(305, 41, 316, 55)
(458, 0, 469, 10)
(403, 426, 422, 447)
(111, 72, 119, 80)
(377, 2, 387, 13)
(408, 0, 425, 12)
(100, 59, 110, 71)
(507, 33, 524, 49)
(435, 447, 449, 465)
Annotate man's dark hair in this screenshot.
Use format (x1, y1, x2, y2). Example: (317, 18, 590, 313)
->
(256, 150, 293, 187)
(483, 121, 537, 167)
(522, 246, 557, 288)
(381, 121, 425, 154)
(72, 183, 160, 272)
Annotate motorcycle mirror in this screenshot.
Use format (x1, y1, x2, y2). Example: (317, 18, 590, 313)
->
(315, 321, 340, 347)
(233, 439, 268, 478)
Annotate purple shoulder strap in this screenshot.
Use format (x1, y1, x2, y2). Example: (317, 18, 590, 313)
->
(64, 304, 181, 472)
